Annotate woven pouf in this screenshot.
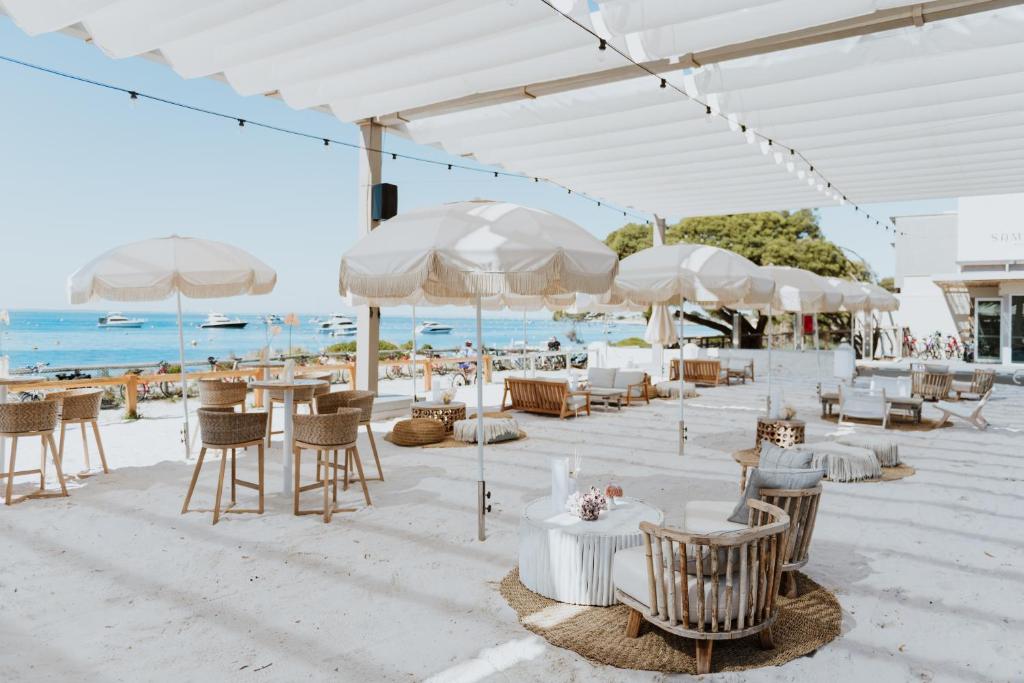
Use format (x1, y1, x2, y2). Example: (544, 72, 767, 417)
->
(801, 442, 881, 482)
(655, 381, 696, 399)
(391, 418, 446, 447)
(452, 417, 520, 444)
(834, 434, 900, 467)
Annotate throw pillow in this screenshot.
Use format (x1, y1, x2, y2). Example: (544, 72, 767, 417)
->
(728, 467, 825, 524)
(759, 442, 813, 470)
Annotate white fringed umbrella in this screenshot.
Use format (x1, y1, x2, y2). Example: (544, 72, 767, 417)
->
(339, 201, 618, 540)
(644, 305, 678, 347)
(69, 236, 276, 456)
(612, 244, 775, 454)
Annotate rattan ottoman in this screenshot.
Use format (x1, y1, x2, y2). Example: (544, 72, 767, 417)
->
(391, 418, 446, 447)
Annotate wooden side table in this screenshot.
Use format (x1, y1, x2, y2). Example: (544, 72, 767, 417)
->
(411, 401, 466, 434)
(731, 447, 760, 491)
(755, 418, 806, 451)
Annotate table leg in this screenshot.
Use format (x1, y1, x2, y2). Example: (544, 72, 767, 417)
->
(0, 385, 6, 478)
(282, 388, 294, 495)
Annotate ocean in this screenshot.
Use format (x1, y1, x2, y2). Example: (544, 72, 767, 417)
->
(0, 310, 716, 371)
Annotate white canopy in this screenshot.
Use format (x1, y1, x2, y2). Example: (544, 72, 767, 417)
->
(338, 201, 618, 301)
(68, 235, 276, 304)
(860, 282, 900, 312)
(824, 277, 872, 312)
(761, 265, 844, 313)
(614, 244, 775, 307)
(644, 305, 679, 347)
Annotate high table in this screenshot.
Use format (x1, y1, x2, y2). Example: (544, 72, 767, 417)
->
(248, 378, 327, 495)
(518, 496, 664, 606)
(0, 376, 46, 477)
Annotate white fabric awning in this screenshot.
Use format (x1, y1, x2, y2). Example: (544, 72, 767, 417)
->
(5, 1, 1024, 219)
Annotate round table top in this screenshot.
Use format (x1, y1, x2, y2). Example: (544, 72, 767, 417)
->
(522, 496, 663, 537)
(0, 375, 45, 387)
(248, 378, 327, 390)
(732, 447, 760, 467)
(413, 401, 466, 410)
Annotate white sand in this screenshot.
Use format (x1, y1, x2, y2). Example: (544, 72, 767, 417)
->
(2, 357, 1023, 682)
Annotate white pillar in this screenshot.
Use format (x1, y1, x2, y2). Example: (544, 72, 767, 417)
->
(652, 215, 667, 372)
(732, 311, 741, 349)
(355, 120, 383, 394)
(176, 291, 191, 458)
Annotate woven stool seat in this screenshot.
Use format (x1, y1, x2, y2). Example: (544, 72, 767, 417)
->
(392, 418, 446, 446)
(292, 408, 370, 522)
(184, 410, 268, 525)
(297, 371, 333, 396)
(294, 409, 360, 447)
(198, 379, 247, 409)
(267, 385, 316, 402)
(1, 400, 66, 505)
(0, 400, 59, 434)
(59, 389, 102, 421)
(199, 410, 267, 446)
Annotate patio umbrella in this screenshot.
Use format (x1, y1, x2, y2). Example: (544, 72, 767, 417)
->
(68, 235, 276, 457)
(824, 277, 872, 355)
(339, 200, 618, 540)
(858, 282, 899, 358)
(612, 244, 775, 454)
(645, 306, 679, 347)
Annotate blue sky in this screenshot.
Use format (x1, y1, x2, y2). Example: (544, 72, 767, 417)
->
(0, 18, 954, 318)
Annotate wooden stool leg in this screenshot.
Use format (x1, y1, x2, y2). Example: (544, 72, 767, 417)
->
(5, 436, 18, 505)
(695, 640, 714, 674)
(758, 625, 775, 650)
(266, 403, 274, 446)
(292, 447, 301, 515)
(91, 420, 109, 474)
(45, 434, 68, 497)
(257, 443, 265, 514)
(39, 435, 46, 489)
(343, 449, 351, 491)
(625, 608, 642, 638)
(212, 449, 228, 524)
(182, 447, 208, 514)
(332, 450, 338, 503)
(230, 449, 237, 504)
(349, 446, 372, 506)
(58, 422, 66, 470)
(739, 466, 748, 492)
(321, 450, 331, 523)
(80, 421, 91, 472)
(365, 423, 383, 481)
(783, 571, 798, 598)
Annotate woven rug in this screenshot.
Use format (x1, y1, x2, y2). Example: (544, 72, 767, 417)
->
(384, 412, 527, 449)
(821, 415, 950, 432)
(499, 568, 841, 674)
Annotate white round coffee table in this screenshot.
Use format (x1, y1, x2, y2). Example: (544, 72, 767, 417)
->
(518, 496, 664, 606)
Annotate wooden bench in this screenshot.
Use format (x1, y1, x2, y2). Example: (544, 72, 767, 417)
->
(670, 359, 727, 386)
(501, 378, 591, 418)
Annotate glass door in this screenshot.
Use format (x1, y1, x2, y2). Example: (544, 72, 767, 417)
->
(1012, 296, 1024, 363)
(975, 298, 1002, 363)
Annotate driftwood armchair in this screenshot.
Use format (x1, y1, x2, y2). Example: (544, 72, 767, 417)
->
(758, 485, 822, 598)
(951, 368, 995, 400)
(911, 365, 952, 401)
(613, 500, 790, 674)
(501, 377, 590, 418)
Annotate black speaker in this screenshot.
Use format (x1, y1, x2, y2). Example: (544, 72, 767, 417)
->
(372, 183, 398, 221)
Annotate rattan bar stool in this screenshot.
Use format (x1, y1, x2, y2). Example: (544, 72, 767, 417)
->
(182, 409, 267, 525)
(57, 388, 109, 477)
(293, 408, 370, 523)
(198, 378, 248, 413)
(1, 400, 67, 505)
(266, 384, 317, 444)
(314, 390, 383, 482)
(298, 371, 333, 399)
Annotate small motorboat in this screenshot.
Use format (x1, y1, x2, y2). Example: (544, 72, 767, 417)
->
(329, 323, 358, 337)
(318, 313, 356, 333)
(264, 314, 283, 325)
(417, 321, 454, 335)
(200, 313, 248, 329)
(97, 312, 146, 328)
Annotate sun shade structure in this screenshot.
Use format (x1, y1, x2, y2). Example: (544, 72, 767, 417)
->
(611, 244, 774, 454)
(859, 282, 900, 312)
(338, 200, 618, 541)
(68, 236, 277, 457)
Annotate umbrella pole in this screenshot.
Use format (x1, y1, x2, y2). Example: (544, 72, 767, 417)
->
(678, 294, 685, 456)
(523, 308, 528, 377)
(767, 303, 773, 417)
(176, 291, 191, 459)
(814, 313, 821, 394)
(475, 296, 488, 541)
(411, 305, 417, 401)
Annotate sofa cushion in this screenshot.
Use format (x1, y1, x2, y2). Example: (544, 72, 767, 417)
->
(613, 370, 645, 393)
(587, 367, 617, 389)
(683, 500, 746, 535)
(613, 545, 741, 624)
(834, 434, 900, 467)
(800, 441, 881, 482)
(759, 442, 813, 470)
(728, 467, 825, 524)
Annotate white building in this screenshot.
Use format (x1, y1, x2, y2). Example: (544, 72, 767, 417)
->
(894, 194, 1024, 365)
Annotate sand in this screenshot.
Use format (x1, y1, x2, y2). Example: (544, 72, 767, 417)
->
(1, 354, 1022, 682)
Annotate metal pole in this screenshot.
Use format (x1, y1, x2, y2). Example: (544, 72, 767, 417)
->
(678, 294, 685, 456)
(475, 296, 487, 540)
(814, 312, 821, 393)
(176, 291, 191, 458)
(767, 303, 773, 417)
(523, 308, 528, 377)
(411, 305, 418, 401)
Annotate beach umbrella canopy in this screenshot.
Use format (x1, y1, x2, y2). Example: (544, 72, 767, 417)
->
(824, 277, 871, 312)
(644, 305, 679, 347)
(859, 282, 899, 312)
(339, 200, 618, 541)
(68, 236, 277, 457)
(760, 266, 843, 314)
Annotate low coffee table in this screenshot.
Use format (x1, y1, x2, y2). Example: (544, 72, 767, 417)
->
(518, 496, 663, 606)
(411, 401, 466, 434)
(588, 387, 626, 411)
(731, 447, 760, 491)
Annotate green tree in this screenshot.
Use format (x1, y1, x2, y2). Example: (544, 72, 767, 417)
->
(878, 276, 896, 292)
(604, 210, 866, 346)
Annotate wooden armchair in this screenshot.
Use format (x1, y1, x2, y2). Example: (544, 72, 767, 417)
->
(951, 368, 995, 400)
(757, 485, 822, 598)
(911, 366, 952, 401)
(501, 377, 590, 419)
(685, 359, 727, 387)
(613, 500, 790, 674)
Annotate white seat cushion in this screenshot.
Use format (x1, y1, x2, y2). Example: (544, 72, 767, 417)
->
(950, 380, 973, 393)
(655, 381, 696, 399)
(834, 434, 900, 467)
(800, 441, 881, 482)
(452, 417, 520, 444)
(613, 370, 646, 397)
(683, 501, 746, 534)
(612, 545, 741, 624)
(587, 367, 617, 389)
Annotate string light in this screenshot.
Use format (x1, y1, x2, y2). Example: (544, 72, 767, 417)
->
(0, 53, 649, 224)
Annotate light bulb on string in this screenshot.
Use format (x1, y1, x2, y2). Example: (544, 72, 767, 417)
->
(760, 139, 772, 156)
(128, 91, 139, 109)
(237, 118, 245, 134)
(704, 105, 714, 124)
(743, 127, 756, 145)
(597, 38, 607, 63)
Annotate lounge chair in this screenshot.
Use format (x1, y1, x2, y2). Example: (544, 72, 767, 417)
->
(613, 500, 790, 674)
(951, 368, 995, 400)
(584, 367, 650, 406)
(911, 365, 952, 401)
(838, 384, 889, 428)
(935, 390, 992, 430)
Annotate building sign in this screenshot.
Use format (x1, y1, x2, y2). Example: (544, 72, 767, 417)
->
(958, 194, 1024, 263)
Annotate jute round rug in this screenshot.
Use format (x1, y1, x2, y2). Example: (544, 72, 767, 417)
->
(499, 568, 841, 674)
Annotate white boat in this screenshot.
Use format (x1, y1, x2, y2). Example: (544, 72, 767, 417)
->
(417, 321, 454, 335)
(97, 312, 146, 328)
(264, 314, 283, 325)
(200, 313, 248, 329)
(318, 313, 356, 333)
(329, 324, 358, 337)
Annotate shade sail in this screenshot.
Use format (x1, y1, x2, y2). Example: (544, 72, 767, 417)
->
(613, 244, 775, 307)
(338, 201, 618, 301)
(761, 265, 844, 313)
(68, 235, 276, 304)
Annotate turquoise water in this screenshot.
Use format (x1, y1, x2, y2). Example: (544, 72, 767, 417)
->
(0, 310, 715, 371)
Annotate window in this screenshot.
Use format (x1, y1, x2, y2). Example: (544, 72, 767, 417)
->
(975, 298, 1002, 363)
